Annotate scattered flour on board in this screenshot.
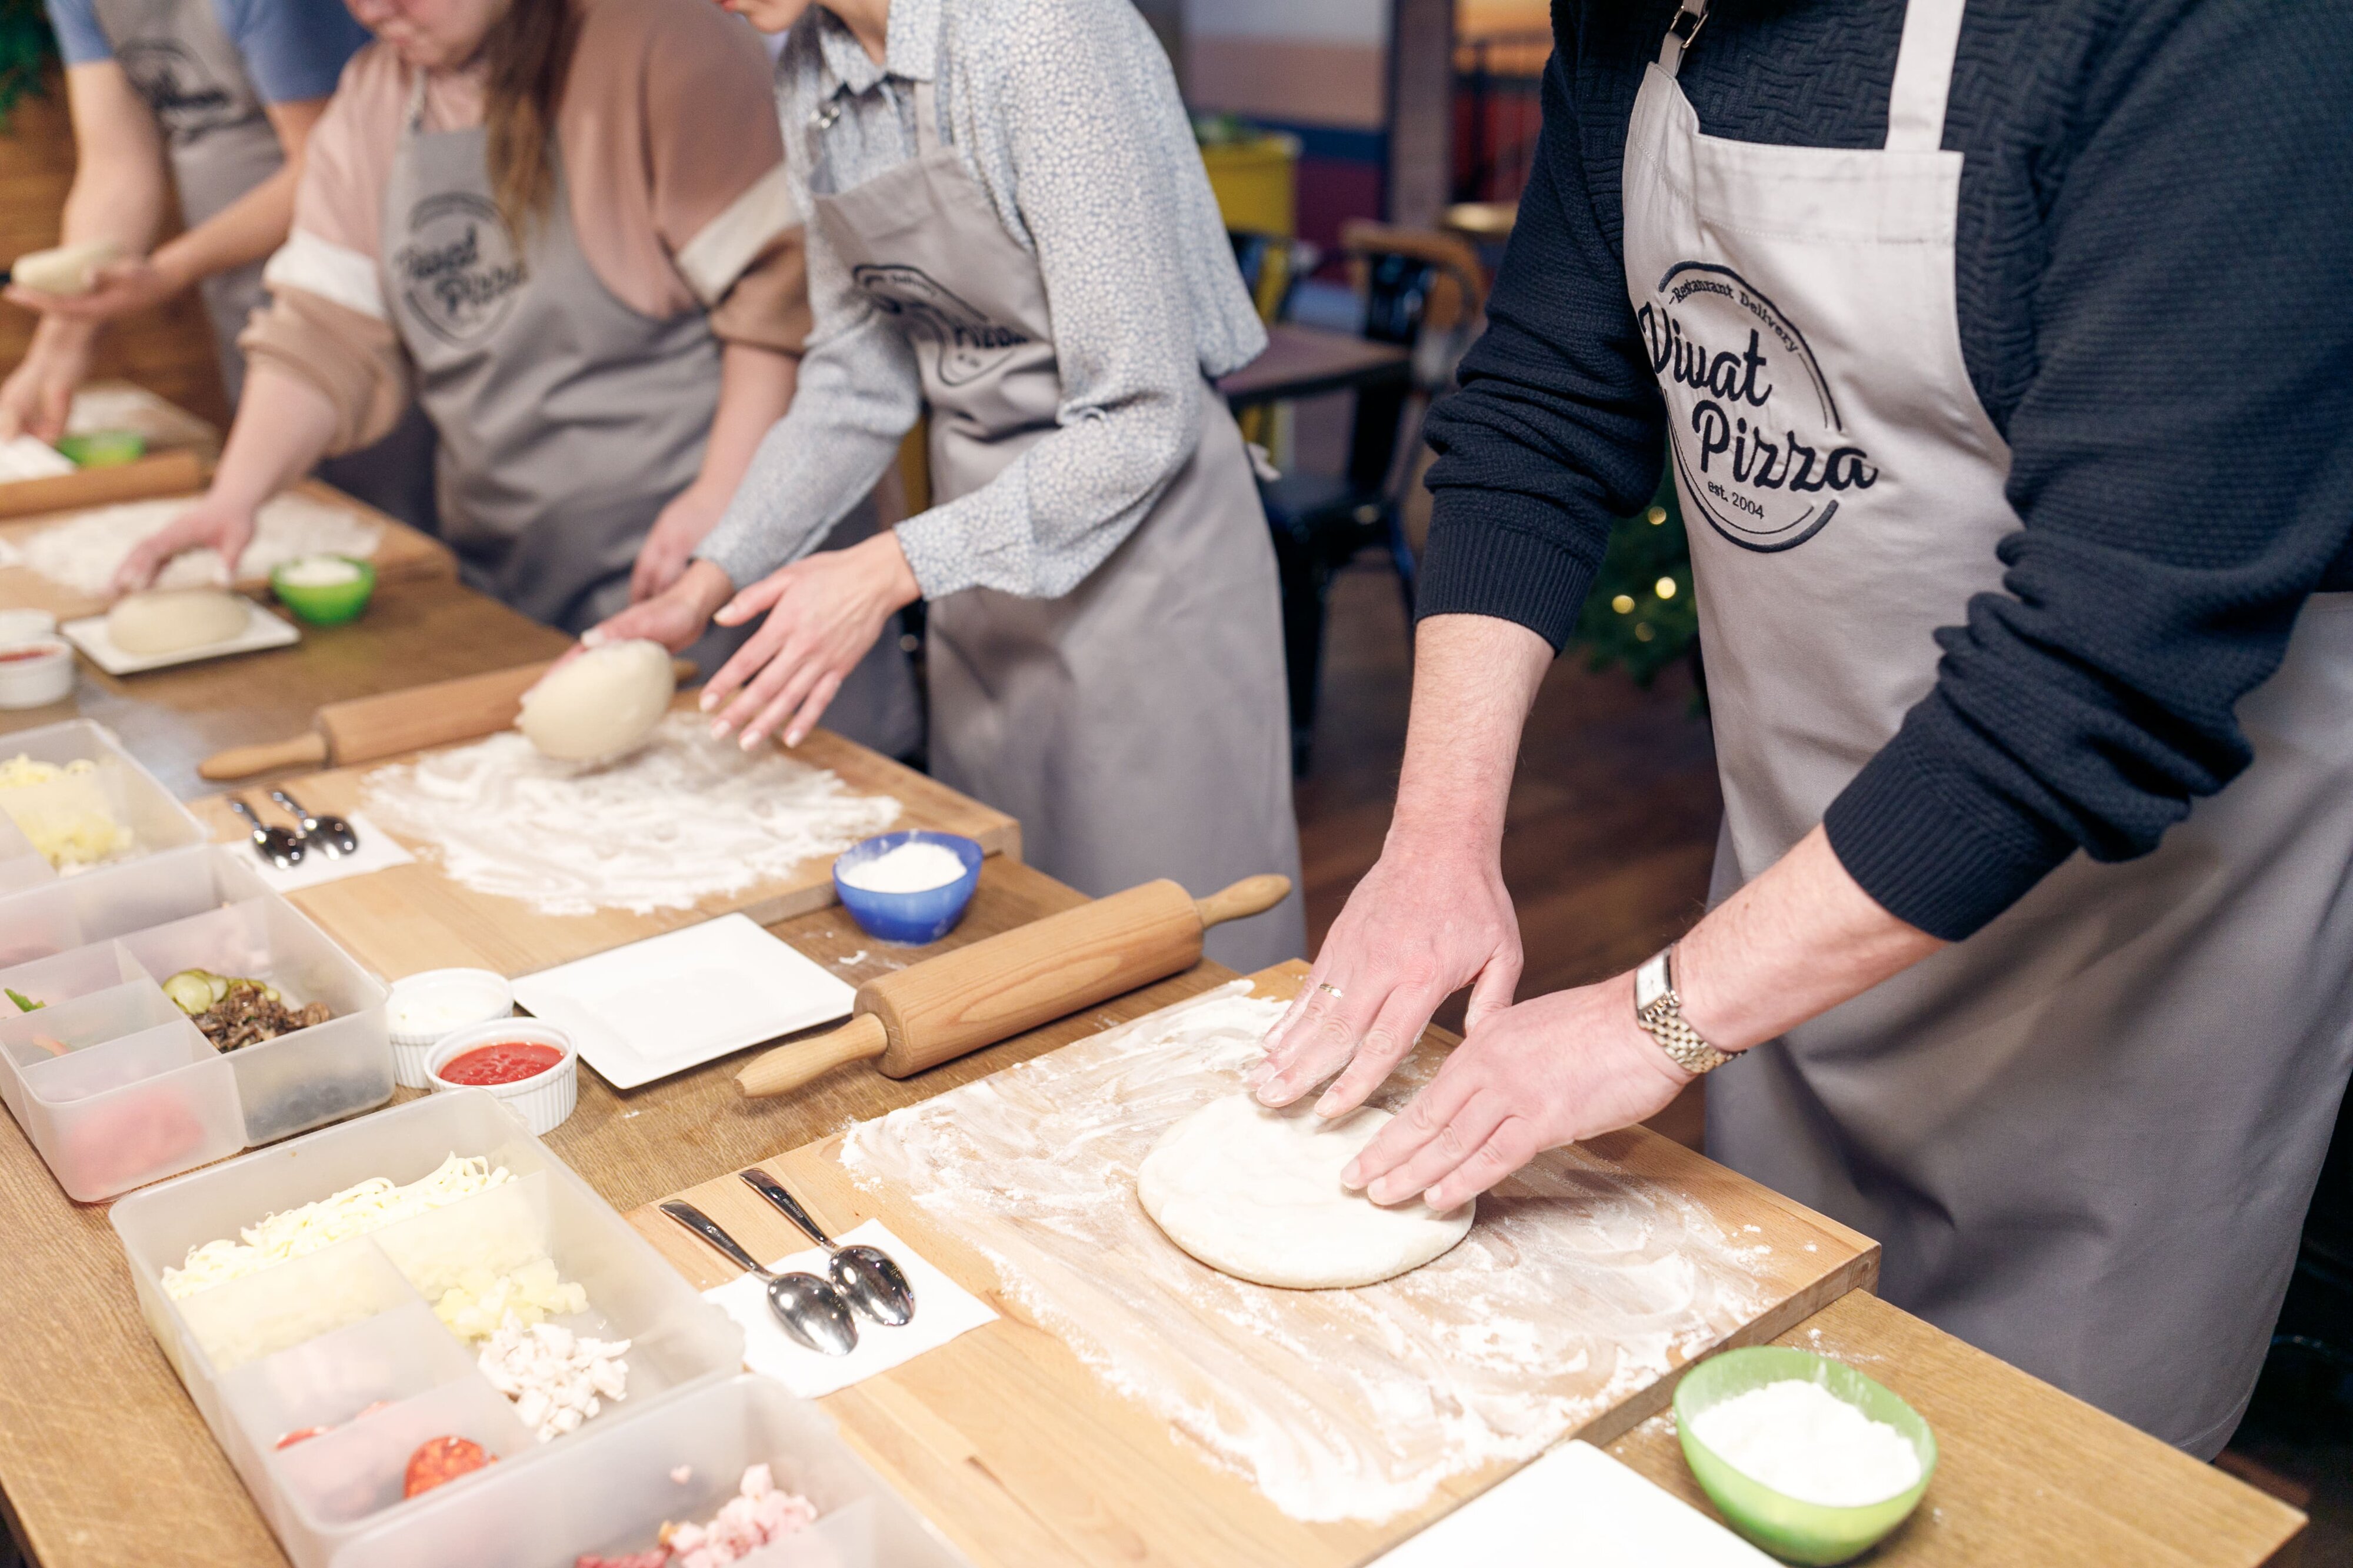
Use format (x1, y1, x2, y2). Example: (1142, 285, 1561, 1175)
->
(361, 712, 899, 916)
(4, 492, 381, 595)
(840, 982, 1778, 1523)
(1685, 1378, 1922, 1506)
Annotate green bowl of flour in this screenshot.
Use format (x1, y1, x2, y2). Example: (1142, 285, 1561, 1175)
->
(1674, 1346, 1936, 1564)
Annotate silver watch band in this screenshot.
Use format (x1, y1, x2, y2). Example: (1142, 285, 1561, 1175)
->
(1634, 943, 1731, 1076)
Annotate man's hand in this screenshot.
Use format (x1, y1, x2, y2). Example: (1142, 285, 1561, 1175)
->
(1251, 839, 1522, 1116)
(699, 531, 920, 750)
(629, 484, 730, 604)
(0, 319, 96, 442)
(1251, 613, 1554, 1120)
(9, 256, 178, 325)
(588, 558, 734, 653)
(1341, 973, 1690, 1212)
(111, 492, 256, 593)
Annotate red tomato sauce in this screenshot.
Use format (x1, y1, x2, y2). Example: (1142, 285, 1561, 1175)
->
(438, 1040, 562, 1086)
(0, 645, 58, 663)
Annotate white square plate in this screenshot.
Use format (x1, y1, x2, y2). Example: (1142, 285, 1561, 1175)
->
(511, 914, 856, 1091)
(61, 599, 299, 674)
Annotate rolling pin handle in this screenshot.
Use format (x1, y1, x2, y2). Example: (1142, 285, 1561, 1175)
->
(736, 1012, 889, 1099)
(1193, 873, 1292, 929)
(196, 732, 331, 782)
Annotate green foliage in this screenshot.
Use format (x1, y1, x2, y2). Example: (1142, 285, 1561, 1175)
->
(0, 0, 54, 129)
(1571, 470, 1699, 690)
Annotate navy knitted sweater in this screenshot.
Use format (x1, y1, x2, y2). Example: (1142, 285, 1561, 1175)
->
(1419, 0, 2353, 940)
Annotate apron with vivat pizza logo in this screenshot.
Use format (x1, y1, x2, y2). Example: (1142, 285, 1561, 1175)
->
(1625, 0, 2353, 1453)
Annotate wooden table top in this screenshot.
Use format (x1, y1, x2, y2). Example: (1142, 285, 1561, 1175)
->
(0, 571, 568, 799)
(0, 562, 2304, 1568)
(1219, 323, 1413, 409)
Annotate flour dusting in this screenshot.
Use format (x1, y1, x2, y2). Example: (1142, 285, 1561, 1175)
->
(361, 712, 900, 916)
(11, 492, 380, 595)
(841, 983, 1774, 1522)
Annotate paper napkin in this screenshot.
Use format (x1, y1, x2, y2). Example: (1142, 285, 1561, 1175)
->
(706, 1220, 996, 1399)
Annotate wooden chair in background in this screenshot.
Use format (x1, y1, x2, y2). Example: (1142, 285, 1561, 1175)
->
(1257, 221, 1487, 772)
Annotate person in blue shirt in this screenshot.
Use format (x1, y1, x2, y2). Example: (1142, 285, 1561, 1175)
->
(1, 0, 364, 439)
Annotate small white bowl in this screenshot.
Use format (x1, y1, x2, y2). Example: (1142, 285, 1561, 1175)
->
(386, 968, 515, 1089)
(425, 1019, 576, 1135)
(0, 609, 58, 643)
(0, 638, 76, 709)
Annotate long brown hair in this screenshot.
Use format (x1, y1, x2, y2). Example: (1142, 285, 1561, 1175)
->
(478, 0, 575, 239)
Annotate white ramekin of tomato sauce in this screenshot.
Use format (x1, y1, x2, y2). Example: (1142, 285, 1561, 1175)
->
(425, 1019, 576, 1135)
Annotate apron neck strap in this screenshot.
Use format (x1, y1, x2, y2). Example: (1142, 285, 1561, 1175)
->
(1656, 0, 1708, 76)
(911, 77, 942, 157)
(1884, 0, 1966, 152)
(402, 68, 429, 135)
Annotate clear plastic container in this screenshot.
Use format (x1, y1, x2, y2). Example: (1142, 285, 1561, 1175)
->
(0, 848, 392, 1199)
(111, 1090, 746, 1568)
(328, 1374, 969, 1568)
(0, 718, 205, 875)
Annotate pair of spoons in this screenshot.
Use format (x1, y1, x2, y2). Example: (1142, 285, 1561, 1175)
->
(659, 1168, 915, 1356)
(228, 789, 359, 870)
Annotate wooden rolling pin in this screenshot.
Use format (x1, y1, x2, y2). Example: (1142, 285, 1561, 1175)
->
(736, 873, 1291, 1098)
(196, 656, 696, 779)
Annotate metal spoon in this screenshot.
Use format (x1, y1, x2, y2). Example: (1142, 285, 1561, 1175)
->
(658, 1200, 858, 1356)
(739, 1167, 915, 1327)
(270, 788, 358, 858)
(227, 796, 303, 870)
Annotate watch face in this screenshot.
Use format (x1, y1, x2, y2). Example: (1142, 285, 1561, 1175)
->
(1635, 952, 1670, 1010)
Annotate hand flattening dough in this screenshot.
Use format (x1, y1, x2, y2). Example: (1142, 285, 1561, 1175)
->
(106, 588, 251, 655)
(518, 639, 675, 761)
(1138, 1093, 1474, 1289)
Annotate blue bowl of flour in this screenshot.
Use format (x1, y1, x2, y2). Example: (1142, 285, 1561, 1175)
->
(832, 830, 984, 945)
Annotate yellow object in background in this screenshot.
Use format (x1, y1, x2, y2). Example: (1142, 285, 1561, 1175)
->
(1201, 133, 1299, 240)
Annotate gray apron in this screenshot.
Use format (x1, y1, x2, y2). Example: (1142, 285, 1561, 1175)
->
(809, 78, 1303, 970)
(88, 0, 278, 399)
(381, 81, 916, 751)
(1627, 0, 2353, 1453)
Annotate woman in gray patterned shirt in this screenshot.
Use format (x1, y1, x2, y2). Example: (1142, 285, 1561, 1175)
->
(596, 0, 1304, 971)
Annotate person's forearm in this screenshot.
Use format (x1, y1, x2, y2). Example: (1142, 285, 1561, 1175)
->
(695, 341, 799, 501)
(1387, 613, 1554, 852)
(148, 163, 299, 293)
(1673, 825, 1947, 1053)
(207, 367, 340, 511)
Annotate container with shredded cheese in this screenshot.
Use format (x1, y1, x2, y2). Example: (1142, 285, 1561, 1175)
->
(163, 1153, 513, 1299)
(0, 753, 132, 870)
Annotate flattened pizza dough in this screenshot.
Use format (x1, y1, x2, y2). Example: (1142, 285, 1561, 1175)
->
(1137, 1092, 1474, 1289)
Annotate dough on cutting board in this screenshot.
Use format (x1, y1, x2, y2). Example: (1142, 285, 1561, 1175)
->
(518, 639, 675, 762)
(106, 588, 249, 654)
(1138, 1092, 1474, 1289)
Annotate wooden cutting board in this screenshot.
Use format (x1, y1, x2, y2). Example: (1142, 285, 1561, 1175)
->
(192, 712, 1019, 982)
(632, 963, 1880, 1568)
(0, 477, 453, 620)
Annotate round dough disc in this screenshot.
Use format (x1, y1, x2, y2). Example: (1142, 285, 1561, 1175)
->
(518, 639, 675, 761)
(106, 588, 249, 655)
(1138, 1092, 1474, 1289)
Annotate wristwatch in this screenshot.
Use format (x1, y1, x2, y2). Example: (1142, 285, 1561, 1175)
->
(1634, 943, 1732, 1076)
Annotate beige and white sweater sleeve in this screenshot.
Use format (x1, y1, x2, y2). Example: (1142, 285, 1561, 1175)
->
(239, 44, 414, 455)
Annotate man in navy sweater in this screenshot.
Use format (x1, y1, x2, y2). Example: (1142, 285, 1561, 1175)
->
(1254, 0, 2353, 1455)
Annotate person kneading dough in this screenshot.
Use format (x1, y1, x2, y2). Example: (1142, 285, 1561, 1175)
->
(598, 0, 1302, 971)
(108, 0, 916, 754)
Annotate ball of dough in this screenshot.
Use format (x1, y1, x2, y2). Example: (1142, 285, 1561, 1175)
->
(106, 588, 250, 655)
(11, 241, 121, 297)
(518, 639, 675, 761)
(1138, 1092, 1474, 1289)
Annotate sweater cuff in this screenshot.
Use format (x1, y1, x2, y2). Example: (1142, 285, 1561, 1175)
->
(1415, 489, 1602, 651)
(1822, 719, 2077, 942)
